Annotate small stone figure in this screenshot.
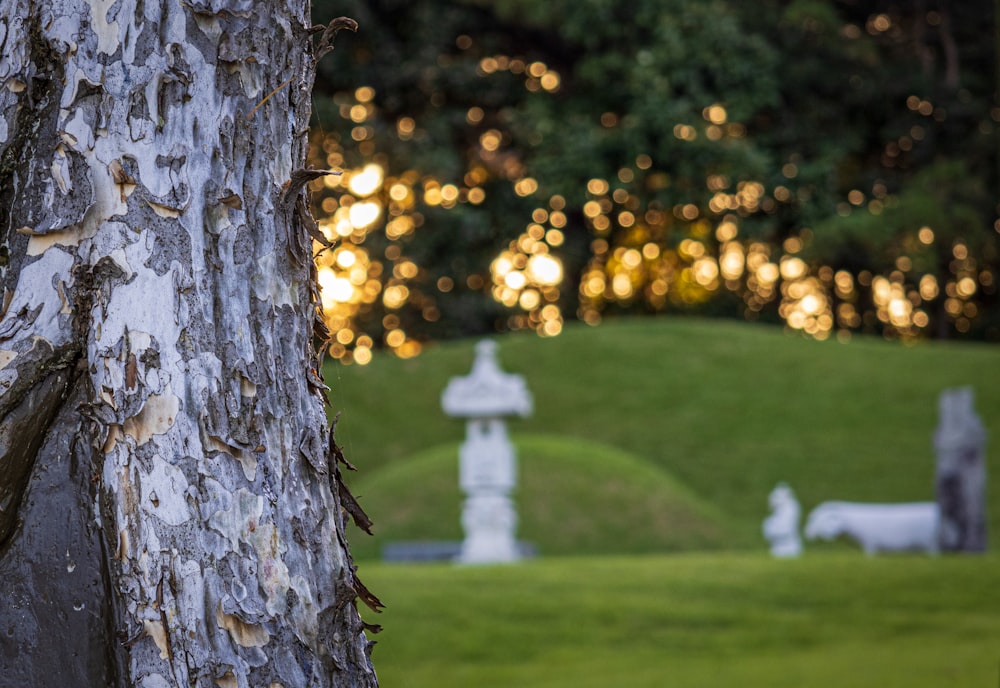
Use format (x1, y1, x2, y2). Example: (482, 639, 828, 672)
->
(763, 483, 802, 558)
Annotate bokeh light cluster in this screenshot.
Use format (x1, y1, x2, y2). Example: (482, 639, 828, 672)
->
(310, 87, 428, 363)
(489, 197, 565, 336)
(309, 50, 997, 359)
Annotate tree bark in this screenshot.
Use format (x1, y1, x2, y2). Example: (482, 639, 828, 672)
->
(0, 1, 377, 686)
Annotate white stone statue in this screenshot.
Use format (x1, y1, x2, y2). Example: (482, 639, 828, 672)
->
(441, 340, 532, 564)
(459, 493, 520, 564)
(459, 419, 516, 493)
(441, 340, 532, 419)
(762, 483, 802, 558)
(804, 501, 939, 555)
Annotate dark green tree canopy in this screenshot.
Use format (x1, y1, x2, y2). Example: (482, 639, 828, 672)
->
(308, 0, 999, 361)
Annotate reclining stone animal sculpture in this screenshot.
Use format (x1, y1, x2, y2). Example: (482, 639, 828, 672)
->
(804, 501, 940, 554)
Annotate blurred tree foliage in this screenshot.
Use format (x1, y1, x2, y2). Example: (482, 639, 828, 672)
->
(309, 0, 999, 361)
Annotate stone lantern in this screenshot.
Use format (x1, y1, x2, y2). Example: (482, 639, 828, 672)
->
(441, 340, 532, 564)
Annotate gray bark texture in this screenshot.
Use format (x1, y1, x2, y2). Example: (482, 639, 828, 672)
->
(0, 1, 379, 686)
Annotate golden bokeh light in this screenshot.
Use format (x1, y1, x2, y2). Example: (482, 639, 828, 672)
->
(704, 104, 727, 125)
(466, 106, 484, 124)
(540, 71, 560, 92)
(515, 177, 539, 197)
(353, 345, 372, 365)
(716, 220, 738, 242)
(335, 249, 356, 269)
(388, 183, 409, 202)
(587, 178, 609, 195)
(780, 256, 807, 281)
(956, 276, 977, 298)
(397, 117, 416, 139)
(719, 242, 745, 281)
(527, 254, 563, 286)
(673, 124, 696, 141)
(756, 262, 780, 285)
(480, 129, 502, 152)
(345, 199, 377, 228)
(348, 164, 384, 197)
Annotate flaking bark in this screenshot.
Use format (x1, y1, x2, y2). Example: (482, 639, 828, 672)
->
(0, 1, 376, 686)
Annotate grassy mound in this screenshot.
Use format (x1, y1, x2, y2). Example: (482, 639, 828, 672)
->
(346, 433, 734, 560)
(327, 317, 1000, 549)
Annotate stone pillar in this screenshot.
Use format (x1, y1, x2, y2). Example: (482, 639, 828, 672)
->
(442, 341, 532, 564)
(934, 386, 988, 552)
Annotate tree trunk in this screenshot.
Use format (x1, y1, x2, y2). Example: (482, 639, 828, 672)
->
(0, 1, 377, 686)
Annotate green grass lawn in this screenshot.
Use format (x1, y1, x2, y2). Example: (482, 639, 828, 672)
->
(327, 318, 1000, 685)
(359, 552, 1000, 688)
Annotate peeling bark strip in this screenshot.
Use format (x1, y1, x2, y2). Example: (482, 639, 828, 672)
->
(0, 367, 72, 548)
(0, 2, 376, 686)
(326, 417, 382, 617)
